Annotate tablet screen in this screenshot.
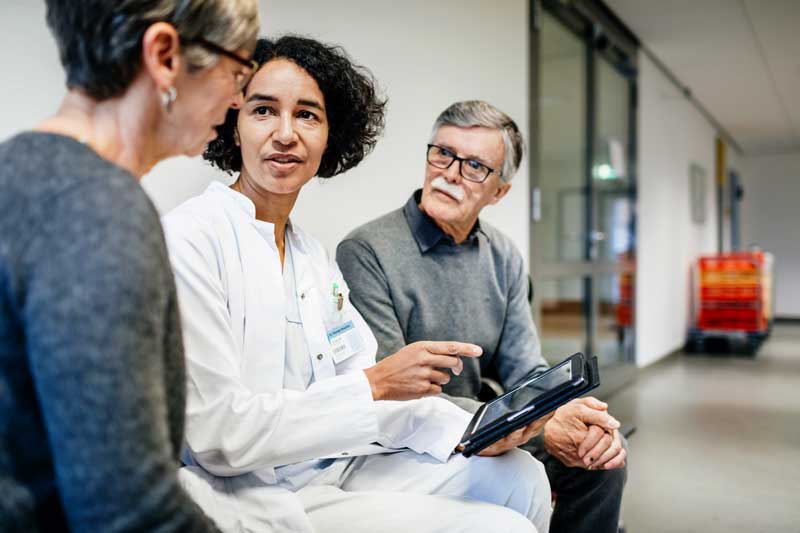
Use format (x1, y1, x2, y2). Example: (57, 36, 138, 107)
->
(475, 359, 574, 432)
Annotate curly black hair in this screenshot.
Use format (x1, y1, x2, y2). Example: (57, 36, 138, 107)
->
(204, 35, 387, 178)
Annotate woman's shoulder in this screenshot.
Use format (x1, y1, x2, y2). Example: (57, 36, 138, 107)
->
(162, 182, 238, 238)
(1, 132, 147, 211)
(1, 133, 161, 255)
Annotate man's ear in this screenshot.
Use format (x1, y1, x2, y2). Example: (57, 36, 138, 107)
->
(490, 181, 512, 205)
(140, 22, 182, 92)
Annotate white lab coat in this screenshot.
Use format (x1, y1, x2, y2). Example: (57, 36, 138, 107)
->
(163, 181, 473, 478)
(162, 182, 550, 533)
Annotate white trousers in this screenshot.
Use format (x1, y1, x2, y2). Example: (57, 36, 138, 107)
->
(179, 448, 552, 533)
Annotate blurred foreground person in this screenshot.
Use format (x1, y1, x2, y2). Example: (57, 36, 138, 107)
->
(0, 1, 258, 531)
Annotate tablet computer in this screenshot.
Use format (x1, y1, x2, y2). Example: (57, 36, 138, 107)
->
(458, 352, 600, 457)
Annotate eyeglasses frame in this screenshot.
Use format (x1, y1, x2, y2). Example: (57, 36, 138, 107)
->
(181, 36, 259, 90)
(425, 144, 500, 183)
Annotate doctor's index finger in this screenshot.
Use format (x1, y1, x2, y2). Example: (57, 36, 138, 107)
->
(421, 341, 482, 357)
(425, 354, 464, 371)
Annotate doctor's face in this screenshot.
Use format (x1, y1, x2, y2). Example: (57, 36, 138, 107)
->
(235, 58, 329, 196)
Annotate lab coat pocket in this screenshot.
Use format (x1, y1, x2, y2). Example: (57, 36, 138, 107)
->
(320, 280, 342, 322)
(325, 281, 350, 320)
(325, 282, 367, 363)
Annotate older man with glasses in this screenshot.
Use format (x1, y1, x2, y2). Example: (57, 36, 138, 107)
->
(337, 100, 628, 533)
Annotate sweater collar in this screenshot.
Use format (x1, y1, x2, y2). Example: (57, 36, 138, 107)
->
(402, 189, 486, 253)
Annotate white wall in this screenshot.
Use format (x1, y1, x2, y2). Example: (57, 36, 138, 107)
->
(4, 2, 754, 365)
(636, 53, 719, 367)
(738, 153, 800, 318)
(0, 2, 64, 141)
(0, 0, 530, 266)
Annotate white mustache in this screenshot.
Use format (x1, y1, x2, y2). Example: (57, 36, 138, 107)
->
(431, 176, 465, 202)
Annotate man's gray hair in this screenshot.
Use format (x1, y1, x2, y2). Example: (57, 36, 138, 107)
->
(430, 100, 525, 182)
(46, 0, 259, 100)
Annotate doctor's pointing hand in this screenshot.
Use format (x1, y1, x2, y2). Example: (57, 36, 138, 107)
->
(364, 341, 481, 400)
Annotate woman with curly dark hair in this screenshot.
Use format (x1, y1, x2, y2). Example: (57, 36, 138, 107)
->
(162, 36, 543, 533)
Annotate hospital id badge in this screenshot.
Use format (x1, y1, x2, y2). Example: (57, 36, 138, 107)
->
(327, 320, 364, 363)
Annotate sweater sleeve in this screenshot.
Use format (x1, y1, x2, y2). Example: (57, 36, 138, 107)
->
(21, 184, 219, 533)
(494, 248, 549, 400)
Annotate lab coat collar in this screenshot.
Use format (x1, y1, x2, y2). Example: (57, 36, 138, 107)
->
(205, 181, 305, 254)
(207, 180, 257, 219)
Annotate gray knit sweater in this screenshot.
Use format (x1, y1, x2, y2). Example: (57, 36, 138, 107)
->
(0, 133, 219, 532)
(337, 192, 549, 414)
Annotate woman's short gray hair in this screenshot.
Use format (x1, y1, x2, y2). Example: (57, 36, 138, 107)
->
(46, 0, 259, 100)
(430, 100, 525, 182)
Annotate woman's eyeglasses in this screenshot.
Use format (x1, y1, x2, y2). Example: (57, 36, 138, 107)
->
(182, 36, 259, 91)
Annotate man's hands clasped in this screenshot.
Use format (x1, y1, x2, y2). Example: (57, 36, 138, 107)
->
(365, 345, 626, 471)
(543, 397, 627, 471)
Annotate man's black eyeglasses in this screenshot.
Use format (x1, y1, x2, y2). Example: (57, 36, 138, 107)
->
(426, 144, 500, 183)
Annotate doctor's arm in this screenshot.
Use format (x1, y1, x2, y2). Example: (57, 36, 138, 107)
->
(163, 216, 394, 475)
(23, 191, 219, 532)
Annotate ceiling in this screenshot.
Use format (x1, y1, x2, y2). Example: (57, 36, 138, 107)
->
(605, 0, 800, 156)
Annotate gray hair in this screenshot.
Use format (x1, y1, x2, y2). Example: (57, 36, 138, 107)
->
(430, 100, 525, 182)
(174, 0, 260, 71)
(46, 0, 259, 100)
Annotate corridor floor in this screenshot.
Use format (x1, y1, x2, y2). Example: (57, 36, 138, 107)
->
(607, 323, 800, 533)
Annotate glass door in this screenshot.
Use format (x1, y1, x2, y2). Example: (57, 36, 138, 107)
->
(591, 54, 636, 374)
(532, 2, 637, 395)
(535, 9, 589, 360)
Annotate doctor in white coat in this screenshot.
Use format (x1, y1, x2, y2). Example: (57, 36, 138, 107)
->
(163, 36, 552, 533)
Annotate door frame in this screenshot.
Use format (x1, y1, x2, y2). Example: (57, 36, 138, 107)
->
(530, 0, 639, 396)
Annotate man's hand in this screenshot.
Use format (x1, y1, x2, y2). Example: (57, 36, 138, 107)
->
(477, 413, 554, 457)
(542, 397, 620, 468)
(578, 426, 627, 471)
(363, 341, 482, 401)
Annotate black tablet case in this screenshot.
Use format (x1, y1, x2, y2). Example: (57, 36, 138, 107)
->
(460, 355, 600, 457)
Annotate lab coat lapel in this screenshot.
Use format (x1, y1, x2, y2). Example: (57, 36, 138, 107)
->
(220, 194, 286, 393)
(289, 229, 336, 381)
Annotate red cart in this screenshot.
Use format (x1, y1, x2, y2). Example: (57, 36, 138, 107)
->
(687, 251, 774, 355)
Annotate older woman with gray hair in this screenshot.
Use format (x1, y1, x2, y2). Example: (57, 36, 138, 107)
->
(0, 1, 257, 531)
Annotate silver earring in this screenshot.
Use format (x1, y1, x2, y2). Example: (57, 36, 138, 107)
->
(161, 86, 177, 112)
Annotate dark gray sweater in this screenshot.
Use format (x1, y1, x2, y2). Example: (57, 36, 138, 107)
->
(0, 133, 219, 532)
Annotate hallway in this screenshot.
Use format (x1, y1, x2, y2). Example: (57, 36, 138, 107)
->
(609, 324, 800, 533)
